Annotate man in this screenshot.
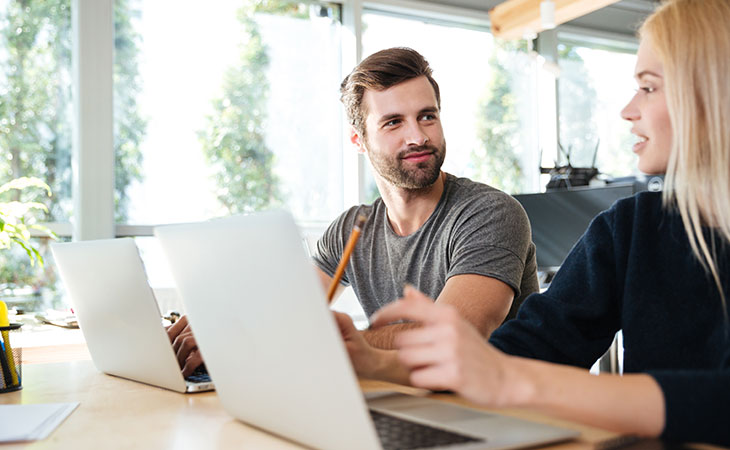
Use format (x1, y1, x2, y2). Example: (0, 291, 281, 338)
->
(169, 47, 538, 381)
(314, 47, 538, 383)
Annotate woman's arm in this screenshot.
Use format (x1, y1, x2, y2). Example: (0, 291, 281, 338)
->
(507, 356, 664, 435)
(371, 286, 665, 437)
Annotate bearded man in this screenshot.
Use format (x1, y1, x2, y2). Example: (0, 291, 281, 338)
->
(312, 47, 539, 383)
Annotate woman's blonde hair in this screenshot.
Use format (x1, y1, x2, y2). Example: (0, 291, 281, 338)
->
(641, 0, 730, 313)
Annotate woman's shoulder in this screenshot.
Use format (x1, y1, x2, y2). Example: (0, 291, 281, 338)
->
(580, 190, 668, 246)
(602, 190, 664, 223)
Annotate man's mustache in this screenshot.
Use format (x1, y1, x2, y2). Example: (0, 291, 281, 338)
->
(398, 144, 440, 159)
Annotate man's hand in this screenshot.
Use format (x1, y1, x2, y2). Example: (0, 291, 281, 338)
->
(332, 311, 411, 385)
(332, 311, 381, 377)
(166, 315, 205, 378)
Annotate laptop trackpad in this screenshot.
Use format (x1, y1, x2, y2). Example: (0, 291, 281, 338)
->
(369, 394, 581, 446)
(369, 394, 496, 424)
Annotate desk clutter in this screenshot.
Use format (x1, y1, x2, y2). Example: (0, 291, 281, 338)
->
(0, 301, 22, 392)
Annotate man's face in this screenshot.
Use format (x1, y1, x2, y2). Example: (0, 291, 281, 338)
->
(355, 76, 446, 190)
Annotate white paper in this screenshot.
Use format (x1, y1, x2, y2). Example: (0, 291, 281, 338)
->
(0, 402, 79, 442)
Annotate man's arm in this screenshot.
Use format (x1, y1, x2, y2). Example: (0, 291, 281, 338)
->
(335, 275, 515, 385)
(362, 273, 514, 349)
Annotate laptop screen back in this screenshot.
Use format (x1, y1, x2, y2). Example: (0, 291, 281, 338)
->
(154, 211, 381, 450)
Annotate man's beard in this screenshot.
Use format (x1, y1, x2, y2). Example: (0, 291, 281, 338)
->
(367, 142, 446, 190)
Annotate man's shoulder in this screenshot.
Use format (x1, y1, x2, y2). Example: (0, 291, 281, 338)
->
(444, 174, 525, 214)
(333, 200, 381, 223)
(447, 174, 508, 198)
(323, 199, 385, 240)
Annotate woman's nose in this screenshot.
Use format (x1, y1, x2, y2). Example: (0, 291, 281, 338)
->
(621, 93, 641, 121)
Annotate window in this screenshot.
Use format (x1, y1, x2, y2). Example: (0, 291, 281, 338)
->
(359, 10, 538, 197)
(115, 0, 344, 226)
(0, 0, 73, 222)
(557, 40, 638, 178)
(0, 0, 644, 336)
(0, 0, 72, 309)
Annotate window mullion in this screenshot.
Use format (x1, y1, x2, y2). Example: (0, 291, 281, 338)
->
(72, 0, 115, 241)
(341, 0, 366, 206)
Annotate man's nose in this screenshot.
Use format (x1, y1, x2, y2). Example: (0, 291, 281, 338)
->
(404, 121, 429, 146)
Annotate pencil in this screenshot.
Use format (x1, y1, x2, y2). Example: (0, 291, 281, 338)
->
(326, 214, 367, 303)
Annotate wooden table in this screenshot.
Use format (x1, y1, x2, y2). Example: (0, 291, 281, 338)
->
(0, 359, 640, 449)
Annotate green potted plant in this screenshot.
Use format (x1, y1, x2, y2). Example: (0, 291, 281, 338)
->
(0, 177, 55, 266)
(0, 177, 56, 310)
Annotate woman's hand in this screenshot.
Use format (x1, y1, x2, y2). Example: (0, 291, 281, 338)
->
(371, 285, 517, 406)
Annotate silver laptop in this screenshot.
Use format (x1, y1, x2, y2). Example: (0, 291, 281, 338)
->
(50, 239, 214, 394)
(154, 211, 579, 449)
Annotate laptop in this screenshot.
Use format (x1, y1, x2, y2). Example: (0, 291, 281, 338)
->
(50, 238, 214, 394)
(154, 211, 579, 449)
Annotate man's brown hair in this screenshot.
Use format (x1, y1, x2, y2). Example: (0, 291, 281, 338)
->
(340, 47, 441, 137)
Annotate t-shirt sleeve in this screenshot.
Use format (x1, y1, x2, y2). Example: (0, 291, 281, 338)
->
(312, 209, 350, 285)
(489, 208, 621, 367)
(447, 193, 533, 299)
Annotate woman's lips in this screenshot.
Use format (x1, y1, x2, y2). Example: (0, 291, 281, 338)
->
(632, 136, 648, 153)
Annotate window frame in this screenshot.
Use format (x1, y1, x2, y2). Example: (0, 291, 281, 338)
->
(35, 0, 641, 241)
(554, 28, 639, 175)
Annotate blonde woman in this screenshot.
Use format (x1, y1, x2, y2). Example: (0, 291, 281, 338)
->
(365, 0, 730, 444)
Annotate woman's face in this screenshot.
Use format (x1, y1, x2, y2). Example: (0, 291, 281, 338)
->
(620, 37, 673, 175)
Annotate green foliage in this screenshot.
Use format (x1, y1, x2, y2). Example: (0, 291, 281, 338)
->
(0, 0, 145, 292)
(471, 43, 526, 194)
(253, 0, 309, 18)
(0, 0, 72, 220)
(0, 177, 55, 271)
(198, 2, 283, 214)
(0, 0, 146, 223)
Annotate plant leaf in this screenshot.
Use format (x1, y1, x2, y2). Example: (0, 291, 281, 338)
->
(0, 177, 52, 197)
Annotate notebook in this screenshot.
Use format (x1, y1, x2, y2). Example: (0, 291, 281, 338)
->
(154, 210, 579, 449)
(0, 403, 79, 443)
(50, 239, 214, 394)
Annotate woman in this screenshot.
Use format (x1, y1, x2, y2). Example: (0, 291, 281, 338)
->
(369, 0, 730, 444)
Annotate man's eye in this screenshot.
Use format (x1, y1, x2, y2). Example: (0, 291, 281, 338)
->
(421, 114, 437, 121)
(385, 119, 400, 127)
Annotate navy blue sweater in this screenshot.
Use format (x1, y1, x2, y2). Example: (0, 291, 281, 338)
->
(490, 191, 730, 445)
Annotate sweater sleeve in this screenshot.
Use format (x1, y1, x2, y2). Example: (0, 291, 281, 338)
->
(649, 369, 730, 445)
(489, 207, 623, 368)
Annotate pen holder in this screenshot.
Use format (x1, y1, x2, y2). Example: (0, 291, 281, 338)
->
(0, 323, 22, 393)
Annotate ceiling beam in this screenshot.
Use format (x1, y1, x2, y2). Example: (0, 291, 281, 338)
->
(489, 0, 622, 39)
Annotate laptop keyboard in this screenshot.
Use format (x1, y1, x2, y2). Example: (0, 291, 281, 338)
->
(370, 410, 483, 450)
(185, 366, 212, 384)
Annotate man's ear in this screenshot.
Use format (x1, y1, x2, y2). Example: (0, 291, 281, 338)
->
(350, 126, 366, 154)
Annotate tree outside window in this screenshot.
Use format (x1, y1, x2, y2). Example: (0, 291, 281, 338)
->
(0, 0, 146, 304)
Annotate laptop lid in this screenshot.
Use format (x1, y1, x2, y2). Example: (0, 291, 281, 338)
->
(155, 211, 578, 449)
(50, 238, 212, 394)
(155, 211, 381, 449)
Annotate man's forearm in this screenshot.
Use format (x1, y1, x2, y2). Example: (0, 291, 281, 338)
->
(362, 322, 419, 349)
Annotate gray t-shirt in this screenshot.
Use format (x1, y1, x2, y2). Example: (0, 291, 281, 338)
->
(313, 173, 538, 320)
